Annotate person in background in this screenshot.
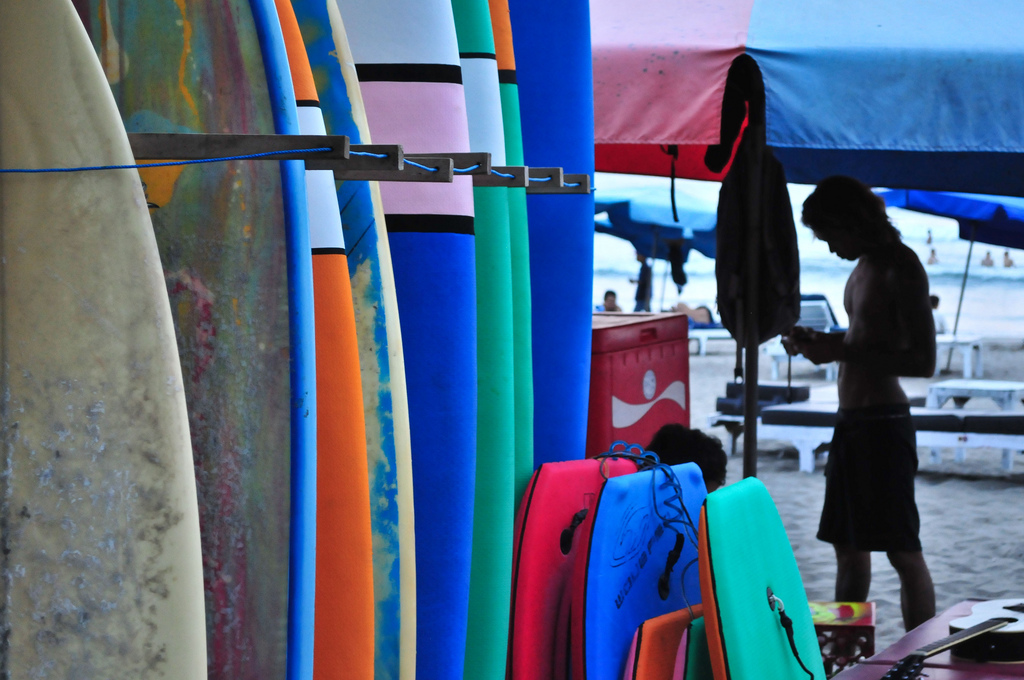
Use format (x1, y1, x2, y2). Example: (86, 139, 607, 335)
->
(595, 290, 622, 312)
(672, 302, 715, 326)
(785, 175, 936, 632)
(632, 252, 653, 312)
(1004, 250, 1016, 268)
(646, 424, 727, 492)
(927, 248, 938, 265)
(981, 250, 995, 267)
(930, 295, 948, 335)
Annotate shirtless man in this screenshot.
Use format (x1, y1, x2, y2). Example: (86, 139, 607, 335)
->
(783, 176, 937, 631)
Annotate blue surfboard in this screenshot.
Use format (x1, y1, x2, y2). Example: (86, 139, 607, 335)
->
(508, 0, 596, 465)
(249, 4, 318, 679)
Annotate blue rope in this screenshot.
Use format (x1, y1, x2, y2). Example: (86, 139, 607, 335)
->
(404, 159, 439, 172)
(490, 169, 516, 179)
(0, 147, 333, 174)
(530, 175, 553, 183)
(454, 164, 481, 174)
(350, 150, 389, 159)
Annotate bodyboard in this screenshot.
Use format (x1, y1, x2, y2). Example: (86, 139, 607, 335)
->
(572, 463, 706, 680)
(675, 617, 713, 680)
(290, 3, 418, 677)
(81, 2, 301, 677)
(697, 478, 825, 680)
(0, 1, 206, 676)
(275, 2, 375, 678)
(508, 0, 595, 465)
(508, 457, 638, 680)
(335, 1, 479, 677)
(452, 1, 517, 678)
(623, 606, 703, 680)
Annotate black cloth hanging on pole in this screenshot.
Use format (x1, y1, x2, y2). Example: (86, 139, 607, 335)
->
(714, 132, 801, 345)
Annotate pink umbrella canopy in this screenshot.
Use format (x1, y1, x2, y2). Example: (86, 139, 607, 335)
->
(591, 0, 1024, 194)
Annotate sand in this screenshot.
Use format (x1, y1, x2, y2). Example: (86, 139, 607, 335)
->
(691, 336, 1024, 649)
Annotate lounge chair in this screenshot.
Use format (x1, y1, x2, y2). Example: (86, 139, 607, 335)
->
(758, 402, 1024, 472)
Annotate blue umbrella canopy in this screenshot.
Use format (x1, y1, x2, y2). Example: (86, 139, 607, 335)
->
(878, 189, 1024, 251)
(594, 178, 718, 262)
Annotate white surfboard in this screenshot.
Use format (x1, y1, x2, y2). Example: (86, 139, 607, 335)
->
(0, 2, 206, 677)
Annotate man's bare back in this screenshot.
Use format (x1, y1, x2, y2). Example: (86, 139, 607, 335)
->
(838, 242, 935, 408)
(783, 242, 935, 403)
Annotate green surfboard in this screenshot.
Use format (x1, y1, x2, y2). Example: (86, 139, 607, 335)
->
(489, 0, 534, 507)
(452, 1, 516, 677)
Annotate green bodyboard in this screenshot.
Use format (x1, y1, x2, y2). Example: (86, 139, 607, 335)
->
(699, 478, 825, 680)
(684, 617, 714, 680)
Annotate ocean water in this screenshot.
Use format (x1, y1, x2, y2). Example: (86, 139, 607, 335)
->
(594, 174, 1024, 338)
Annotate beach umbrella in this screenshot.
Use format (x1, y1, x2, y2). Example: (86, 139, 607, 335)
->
(591, 0, 1024, 477)
(594, 180, 718, 263)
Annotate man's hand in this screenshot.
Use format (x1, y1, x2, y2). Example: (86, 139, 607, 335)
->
(781, 326, 813, 356)
(781, 327, 844, 365)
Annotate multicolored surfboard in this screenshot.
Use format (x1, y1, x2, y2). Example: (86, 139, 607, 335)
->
(488, 0, 534, 506)
(290, 2, 417, 678)
(335, 1, 479, 678)
(1, 2, 207, 676)
(275, 2, 376, 679)
(509, 0, 596, 466)
(452, 1, 516, 678)
(81, 2, 314, 678)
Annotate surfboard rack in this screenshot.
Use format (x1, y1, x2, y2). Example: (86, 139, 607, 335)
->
(475, 165, 529, 188)
(125, 134, 587, 190)
(407, 152, 492, 176)
(128, 132, 354, 162)
(126, 133, 450, 182)
(560, 174, 592, 194)
(340, 152, 453, 183)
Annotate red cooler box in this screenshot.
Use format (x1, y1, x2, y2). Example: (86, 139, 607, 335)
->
(586, 313, 690, 457)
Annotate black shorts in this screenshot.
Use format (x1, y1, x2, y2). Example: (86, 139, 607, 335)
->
(817, 404, 922, 553)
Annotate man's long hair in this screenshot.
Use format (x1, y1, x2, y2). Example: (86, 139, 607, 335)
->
(802, 175, 901, 246)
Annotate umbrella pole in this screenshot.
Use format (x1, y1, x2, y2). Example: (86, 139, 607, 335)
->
(742, 122, 765, 479)
(944, 223, 975, 372)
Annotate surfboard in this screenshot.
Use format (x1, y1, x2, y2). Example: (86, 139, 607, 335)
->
(81, 2, 312, 678)
(507, 458, 638, 680)
(275, 3, 375, 679)
(289, 3, 417, 678)
(249, 5, 320, 679)
(698, 478, 825, 680)
(488, 0, 534, 507)
(335, 2, 479, 678)
(508, 0, 596, 466)
(452, 1, 516, 678)
(572, 463, 706, 680)
(0, 1, 206, 676)
(622, 606, 703, 680)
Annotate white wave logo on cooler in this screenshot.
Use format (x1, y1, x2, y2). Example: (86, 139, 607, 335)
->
(611, 380, 687, 429)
